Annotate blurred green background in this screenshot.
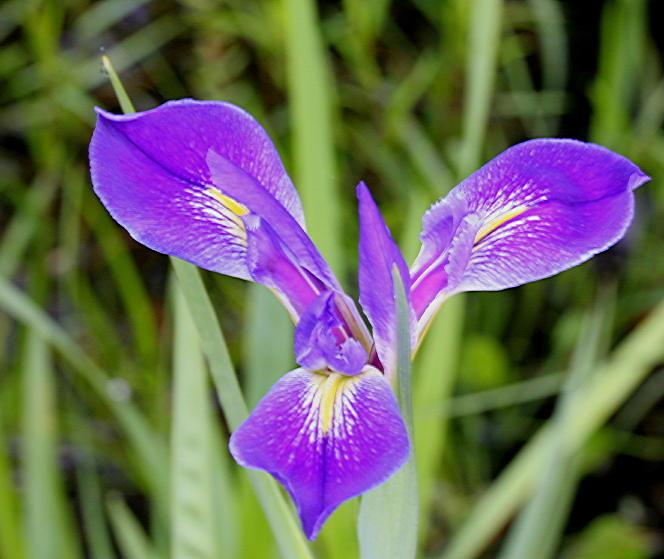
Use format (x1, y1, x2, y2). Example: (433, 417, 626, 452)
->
(1, 0, 663, 558)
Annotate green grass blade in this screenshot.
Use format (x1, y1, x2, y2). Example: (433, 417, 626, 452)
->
(0, 416, 24, 559)
(446, 373, 562, 417)
(457, 0, 504, 175)
(413, 296, 464, 525)
(243, 284, 293, 407)
(101, 54, 136, 113)
(358, 270, 418, 559)
(170, 284, 217, 559)
(74, 444, 115, 559)
(0, 173, 57, 277)
(209, 422, 241, 558)
(284, 0, 341, 273)
(439, 299, 664, 559)
(107, 495, 161, 559)
(0, 277, 168, 495)
(22, 332, 80, 559)
(589, 0, 647, 149)
(498, 291, 610, 559)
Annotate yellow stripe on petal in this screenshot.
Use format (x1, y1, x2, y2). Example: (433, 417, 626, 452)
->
(312, 372, 362, 434)
(473, 205, 529, 245)
(205, 188, 250, 216)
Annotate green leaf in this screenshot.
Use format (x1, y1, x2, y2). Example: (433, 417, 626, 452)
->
(107, 495, 161, 559)
(498, 290, 611, 559)
(74, 441, 114, 559)
(458, 0, 504, 175)
(22, 332, 80, 559)
(0, 411, 24, 559)
(170, 285, 217, 559)
(561, 515, 649, 559)
(358, 269, 418, 559)
(243, 284, 293, 408)
(0, 275, 168, 490)
(439, 298, 664, 559)
(284, 0, 341, 273)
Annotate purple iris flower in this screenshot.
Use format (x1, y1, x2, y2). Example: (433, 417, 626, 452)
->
(89, 99, 648, 540)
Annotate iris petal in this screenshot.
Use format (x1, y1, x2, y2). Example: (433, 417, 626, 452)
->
(229, 367, 409, 540)
(89, 100, 341, 317)
(411, 139, 649, 337)
(356, 183, 414, 378)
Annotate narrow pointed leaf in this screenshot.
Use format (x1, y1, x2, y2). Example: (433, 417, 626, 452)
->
(170, 285, 217, 559)
(358, 270, 418, 559)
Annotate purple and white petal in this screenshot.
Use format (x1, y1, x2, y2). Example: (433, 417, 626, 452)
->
(229, 367, 410, 540)
(89, 100, 340, 302)
(357, 183, 413, 379)
(411, 139, 649, 335)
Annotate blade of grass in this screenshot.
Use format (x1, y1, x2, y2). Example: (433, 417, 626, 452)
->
(457, 0, 503, 175)
(107, 495, 161, 559)
(74, 440, 115, 559)
(358, 270, 418, 559)
(0, 173, 57, 277)
(528, 0, 567, 93)
(498, 288, 611, 559)
(81, 194, 159, 366)
(413, 296, 464, 521)
(22, 332, 81, 559)
(589, 0, 647, 149)
(209, 421, 241, 558)
(445, 373, 563, 417)
(284, 0, 341, 273)
(439, 298, 664, 559)
(0, 277, 168, 496)
(170, 284, 217, 559)
(243, 284, 292, 408)
(101, 54, 313, 559)
(0, 416, 24, 559)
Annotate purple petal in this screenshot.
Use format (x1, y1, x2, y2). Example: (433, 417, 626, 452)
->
(294, 291, 368, 375)
(411, 139, 649, 335)
(245, 217, 325, 318)
(229, 367, 410, 540)
(89, 100, 340, 302)
(357, 183, 413, 379)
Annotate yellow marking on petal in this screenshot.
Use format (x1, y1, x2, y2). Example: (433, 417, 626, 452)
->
(205, 188, 249, 216)
(473, 205, 529, 245)
(316, 372, 360, 434)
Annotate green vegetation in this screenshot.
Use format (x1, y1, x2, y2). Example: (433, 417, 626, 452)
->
(1, 1, 662, 557)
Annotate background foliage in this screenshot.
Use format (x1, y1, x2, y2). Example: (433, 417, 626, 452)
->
(0, 0, 663, 558)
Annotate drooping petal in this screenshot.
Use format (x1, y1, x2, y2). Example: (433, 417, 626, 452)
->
(229, 367, 410, 540)
(411, 139, 649, 336)
(89, 100, 340, 308)
(294, 291, 368, 375)
(357, 183, 413, 379)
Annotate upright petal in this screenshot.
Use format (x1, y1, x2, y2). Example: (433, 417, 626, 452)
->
(229, 367, 409, 540)
(89, 100, 341, 313)
(411, 139, 649, 336)
(357, 183, 413, 379)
